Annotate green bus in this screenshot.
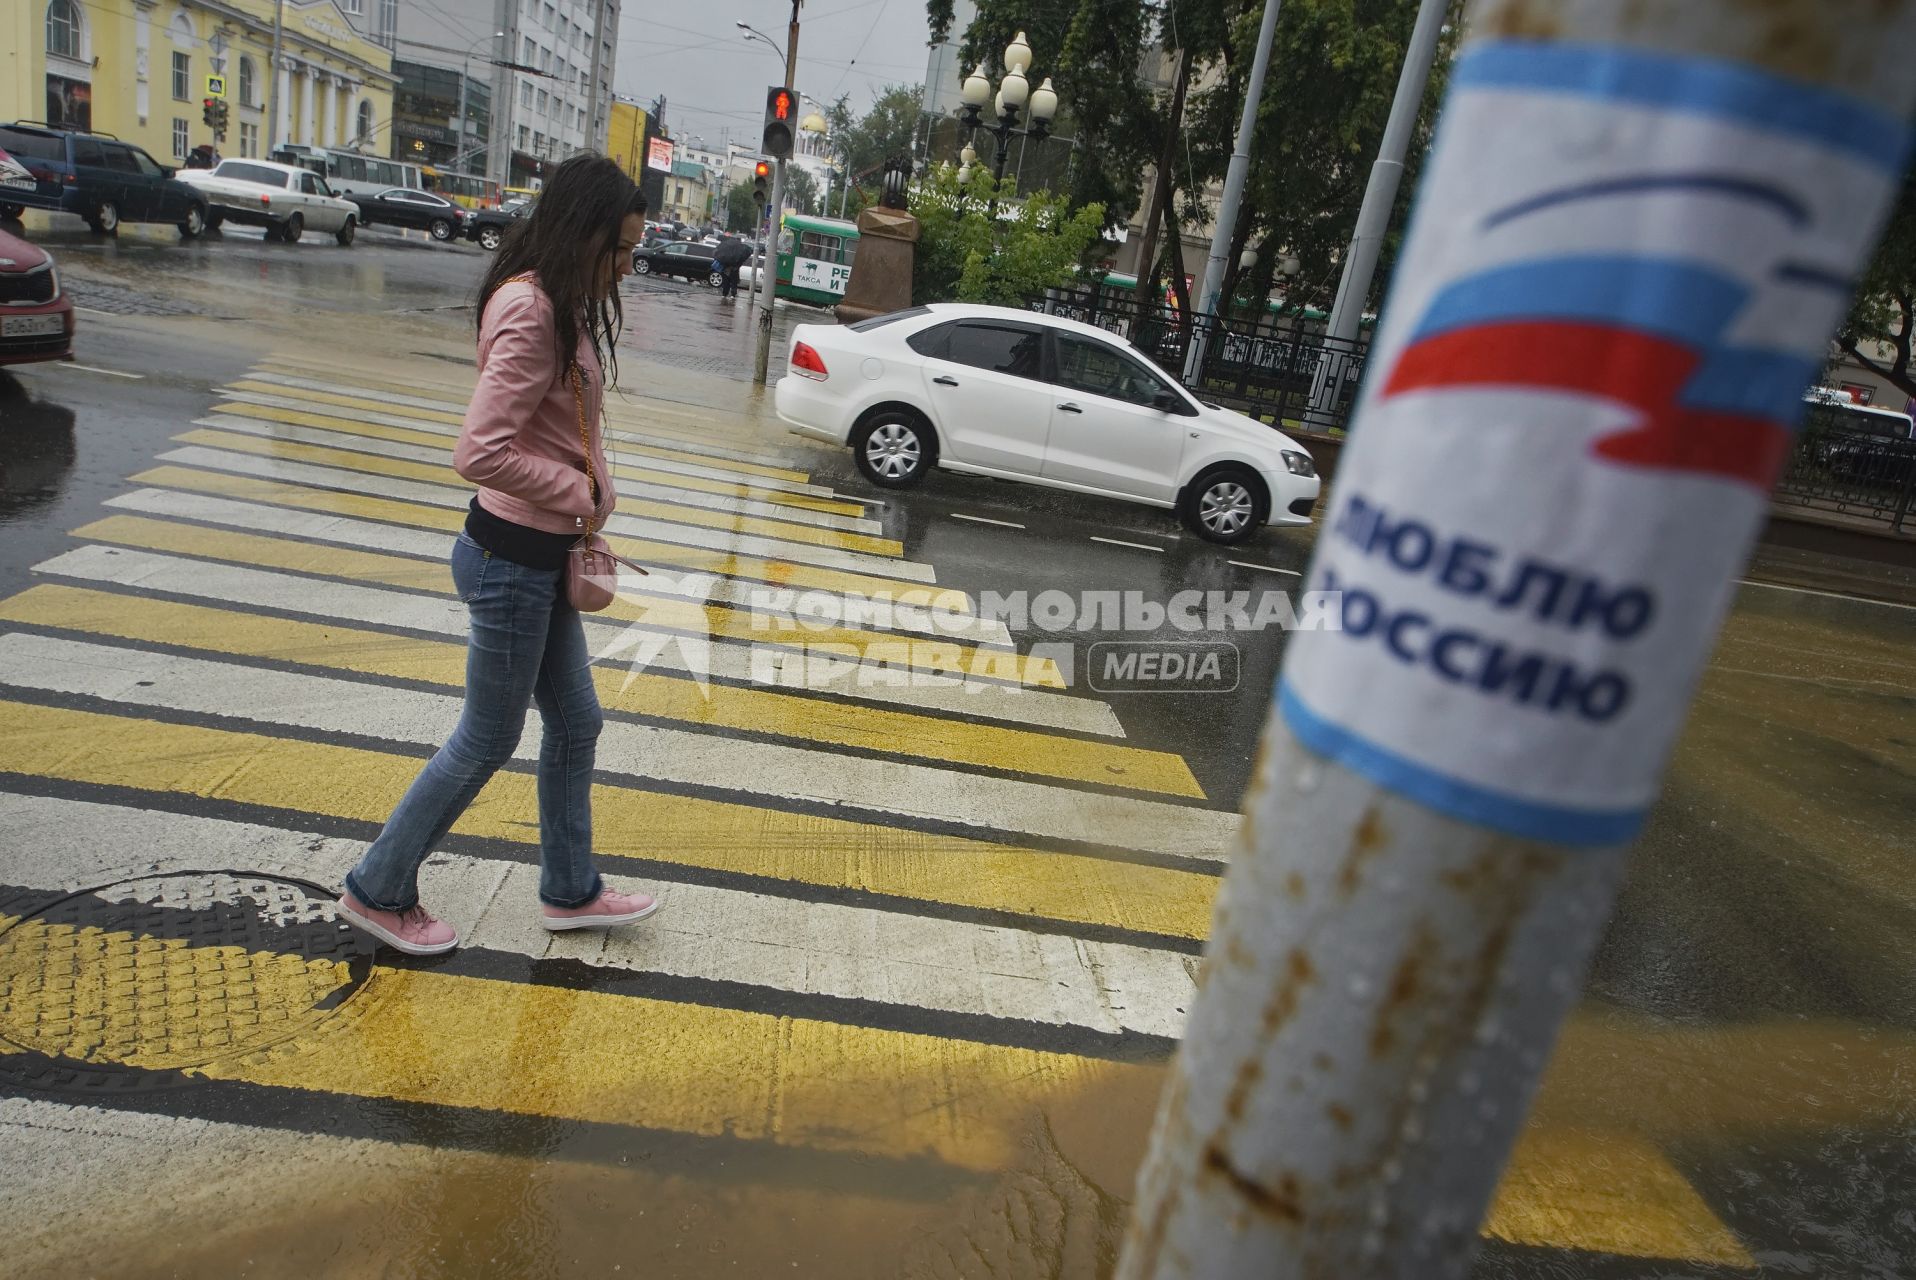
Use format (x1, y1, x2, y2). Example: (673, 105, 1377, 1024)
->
(776, 213, 861, 306)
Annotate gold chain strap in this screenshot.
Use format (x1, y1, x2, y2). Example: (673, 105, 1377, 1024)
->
(569, 362, 596, 537)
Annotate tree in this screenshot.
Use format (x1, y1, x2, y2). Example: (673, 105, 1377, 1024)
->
(1176, 0, 1467, 317)
(909, 164, 1106, 305)
(725, 183, 760, 235)
(1839, 164, 1916, 402)
(928, 0, 1163, 227)
(781, 163, 822, 216)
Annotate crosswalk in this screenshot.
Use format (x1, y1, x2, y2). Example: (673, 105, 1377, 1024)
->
(0, 352, 1757, 1272)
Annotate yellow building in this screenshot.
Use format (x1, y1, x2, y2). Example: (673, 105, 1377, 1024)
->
(2, 0, 398, 166)
(607, 100, 647, 181)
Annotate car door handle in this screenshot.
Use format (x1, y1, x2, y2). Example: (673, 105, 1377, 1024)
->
(1057, 402, 1083, 413)
(932, 376, 959, 387)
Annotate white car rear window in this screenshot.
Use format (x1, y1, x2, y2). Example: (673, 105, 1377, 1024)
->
(217, 162, 289, 189)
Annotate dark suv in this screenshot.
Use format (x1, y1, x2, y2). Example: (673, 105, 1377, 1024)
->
(0, 123, 209, 238)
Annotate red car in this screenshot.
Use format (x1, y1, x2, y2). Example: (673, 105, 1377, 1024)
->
(0, 225, 74, 366)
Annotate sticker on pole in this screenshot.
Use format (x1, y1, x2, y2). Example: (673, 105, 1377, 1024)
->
(1280, 39, 1910, 847)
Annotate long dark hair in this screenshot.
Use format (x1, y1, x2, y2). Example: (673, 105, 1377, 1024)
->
(477, 154, 645, 385)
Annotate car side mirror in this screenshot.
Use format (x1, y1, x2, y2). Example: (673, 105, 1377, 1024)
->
(1152, 390, 1184, 414)
(161, 167, 176, 179)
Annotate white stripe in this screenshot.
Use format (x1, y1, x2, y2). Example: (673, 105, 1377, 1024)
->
(1090, 536, 1167, 553)
(0, 633, 1236, 858)
(151, 446, 939, 583)
(1228, 560, 1304, 577)
(192, 416, 885, 535)
(95, 493, 1012, 647)
(36, 542, 1093, 731)
(1735, 577, 1916, 612)
(211, 391, 848, 498)
(0, 794, 1196, 1034)
(948, 513, 1026, 529)
(235, 370, 470, 414)
(59, 363, 144, 379)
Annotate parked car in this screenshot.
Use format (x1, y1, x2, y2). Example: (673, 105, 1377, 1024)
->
(0, 225, 75, 366)
(175, 158, 358, 245)
(0, 124, 208, 238)
(775, 304, 1321, 545)
(345, 187, 467, 241)
(632, 240, 723, 287)
(465, 199, 533, 251)
(1801, 388, 1916, 487)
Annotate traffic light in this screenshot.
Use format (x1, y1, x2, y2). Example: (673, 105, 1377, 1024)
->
(202, 98, 218, 129)
(213, 99, 229, 137)
(752, 160, 770, 206)
(761, 86, 794, 159)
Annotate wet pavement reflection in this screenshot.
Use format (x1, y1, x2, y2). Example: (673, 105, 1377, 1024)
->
(0, 374, 77, 523)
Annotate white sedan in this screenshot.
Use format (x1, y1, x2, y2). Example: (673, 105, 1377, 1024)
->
(176, 159, 358, 245)
(775, 303, 1320, 544)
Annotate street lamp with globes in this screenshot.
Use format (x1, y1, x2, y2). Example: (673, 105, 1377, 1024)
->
(956, 29, 1059, 207)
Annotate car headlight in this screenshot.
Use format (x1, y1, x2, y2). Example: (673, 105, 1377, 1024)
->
(1281, 450, 1316, 478)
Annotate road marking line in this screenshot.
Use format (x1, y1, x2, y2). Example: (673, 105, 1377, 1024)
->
(86, 496, 1010, 647)
(1228, 560, 1305, 576)
(0, 794, 1196, 1040)
(143, 451, 939, 582)
(59, 363, 144, 379)
(123, 470, 963, 603)
(1736, 577, 1916, 611)
(71, 306, 115, 317)
(0, 699, 1221, 940)
(170, 429, 908, 557)
(208, 396, 849, 499)
(949, 513, 1026, 530)
(0, 634, 1229, 847)
(0, 907, 1163, 1173)
(1090, 536, 1167, 553)
(193, 415, 883, 533)
(55, 519, 1051, 686)
(4, 580, 1168, 790)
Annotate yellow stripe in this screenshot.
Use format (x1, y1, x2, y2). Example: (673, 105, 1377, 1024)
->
(0, 910, 1154, 1172)
(223, 380, 462, 425)
(68, 517, 1058, 687)
(174, 427, 908, 558)
(1484, 1128, 1755, 1267)
(206, 402, 867, 517)
(0, 585, 1198, 796)
(125, 466, 975, 611)
(0, 700, 1220, 941)
(242, 366, 818, 483)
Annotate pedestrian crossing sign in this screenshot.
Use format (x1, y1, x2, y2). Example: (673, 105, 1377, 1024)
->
(206, 74, 227, 98)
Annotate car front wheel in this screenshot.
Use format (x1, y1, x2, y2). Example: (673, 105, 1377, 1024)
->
(708, 270, 725, 288)
(632, 257, 651, 275)
(1179, 467, 1269, 545)
(853, 412, 935, 488)
(336, 217, 356, 247)
(478, 226, 503, 251)
(429, 218, 454, 241)
(88, 200, 119, 235)
(179, 203, 206, 238)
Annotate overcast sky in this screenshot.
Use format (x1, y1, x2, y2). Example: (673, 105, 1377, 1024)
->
(615, 0, 937, 149)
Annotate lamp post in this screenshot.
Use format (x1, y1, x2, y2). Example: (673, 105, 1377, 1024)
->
(956, 31, 1059, 214)
(453, 30, 505, 176)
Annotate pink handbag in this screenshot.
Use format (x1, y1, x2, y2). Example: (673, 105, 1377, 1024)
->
(564, 363, 647, 612)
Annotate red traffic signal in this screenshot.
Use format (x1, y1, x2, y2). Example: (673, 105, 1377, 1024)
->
(754, 160, 771, 179)
(770, 90, 793, 121)
(762, 86, 794, 159)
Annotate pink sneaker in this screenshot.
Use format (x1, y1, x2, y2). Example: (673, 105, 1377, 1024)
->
(336, 891, 460, 956)
(542, 887, 660, 932)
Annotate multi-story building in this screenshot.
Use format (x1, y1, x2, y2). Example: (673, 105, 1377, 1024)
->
(661, 158, 713, 228)
(393, 0, 618, 190)
(3, 0, 398, 166)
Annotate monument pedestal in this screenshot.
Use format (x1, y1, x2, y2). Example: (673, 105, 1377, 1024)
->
(834, 206, 921, 325)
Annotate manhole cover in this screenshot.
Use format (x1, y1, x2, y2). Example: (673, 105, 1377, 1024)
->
(0, 873, 375, 1093)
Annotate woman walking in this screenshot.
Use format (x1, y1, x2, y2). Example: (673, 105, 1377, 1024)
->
(338, 155, 655, 955)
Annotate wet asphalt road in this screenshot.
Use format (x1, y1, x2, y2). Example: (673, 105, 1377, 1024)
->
(1, 214, 1915, 1279)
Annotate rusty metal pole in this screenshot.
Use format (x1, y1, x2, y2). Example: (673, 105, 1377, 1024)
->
(1117, 3, 1916, 1278)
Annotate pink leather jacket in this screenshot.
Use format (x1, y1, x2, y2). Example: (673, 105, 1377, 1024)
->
(453, 276, 617, 535)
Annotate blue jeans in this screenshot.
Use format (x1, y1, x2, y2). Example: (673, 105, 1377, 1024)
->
(346, 533, 606, 912)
